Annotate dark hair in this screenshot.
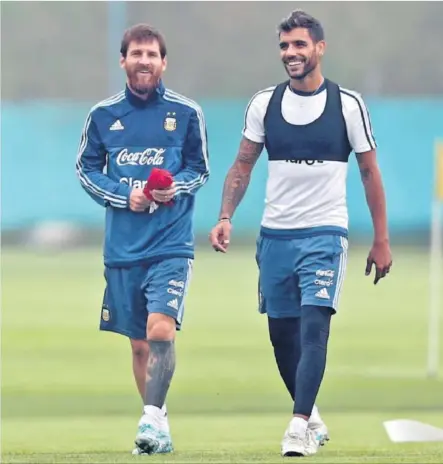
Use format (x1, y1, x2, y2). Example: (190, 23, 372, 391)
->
(278, 10, 324, 42)
(120, 24, 167, 58)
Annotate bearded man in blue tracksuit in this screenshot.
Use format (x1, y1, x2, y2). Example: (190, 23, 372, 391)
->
(76, 23, 209, 455)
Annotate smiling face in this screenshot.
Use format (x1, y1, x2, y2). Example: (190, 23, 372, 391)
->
(279, 27, 325, 81)
(120, 39, 167, 96)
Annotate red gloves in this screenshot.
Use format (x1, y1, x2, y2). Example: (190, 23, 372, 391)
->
(143, 168, 174, 206)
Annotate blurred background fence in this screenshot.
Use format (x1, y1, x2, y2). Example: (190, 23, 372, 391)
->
(2, 1, 443, 245)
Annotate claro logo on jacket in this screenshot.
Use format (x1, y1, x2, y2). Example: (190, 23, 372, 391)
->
(116, 148, 165, 166)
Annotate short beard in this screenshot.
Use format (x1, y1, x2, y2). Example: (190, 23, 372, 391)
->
(128, 73, 158, 96)
(132, 85, 152, 95)
(286, 58, 317, 81)
(293, 68, 313, 81)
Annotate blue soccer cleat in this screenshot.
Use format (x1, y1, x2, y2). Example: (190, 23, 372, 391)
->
(134, 410, 173, 455)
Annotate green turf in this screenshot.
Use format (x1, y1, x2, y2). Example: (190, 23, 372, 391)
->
(2, 245, 443, 462)
(3, 413, 443, 463)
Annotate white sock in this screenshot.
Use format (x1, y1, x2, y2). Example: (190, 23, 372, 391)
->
(142, 404, 167, 415)
(143, 404, 163, 418)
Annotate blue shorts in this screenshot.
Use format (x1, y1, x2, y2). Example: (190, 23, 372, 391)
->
(100, 258, 193, 339)
(256, 234, 348, 318)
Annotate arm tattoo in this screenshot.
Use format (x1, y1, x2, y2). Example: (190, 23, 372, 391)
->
(360, 167, 373, 184)
(237, 140, 263, 164)
(219, 138, 263, 218)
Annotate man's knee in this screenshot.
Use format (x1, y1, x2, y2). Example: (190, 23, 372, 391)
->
(268, 316, 299, 347)
(147, 313, 176, 341)
(130, 339, 149, 361)
(301, 305, 332, 347)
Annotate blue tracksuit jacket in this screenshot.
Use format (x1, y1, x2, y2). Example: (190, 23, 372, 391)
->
(76, 82, 210, 267)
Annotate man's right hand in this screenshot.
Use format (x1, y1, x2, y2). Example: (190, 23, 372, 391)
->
(209, 219, 232, 253)
(129, 188, 152, 212)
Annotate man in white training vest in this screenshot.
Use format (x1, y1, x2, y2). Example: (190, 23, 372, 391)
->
(209, 9, 392, 458)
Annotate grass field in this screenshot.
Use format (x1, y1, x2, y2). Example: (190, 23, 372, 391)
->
(2, 244, 443, 463)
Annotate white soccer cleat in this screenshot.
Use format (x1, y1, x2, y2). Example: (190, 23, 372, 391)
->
(308, 421, 330, 446)
(281, 430, 306, 457)
(308, 405, 330, 446)
(281, 418, 309, 457)
(303, 428, 321, 456)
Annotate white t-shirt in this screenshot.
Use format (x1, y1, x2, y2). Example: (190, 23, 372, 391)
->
(242, 84, 376, 231)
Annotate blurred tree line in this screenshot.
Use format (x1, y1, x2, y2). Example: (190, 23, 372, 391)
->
(2, 1, 443, 101)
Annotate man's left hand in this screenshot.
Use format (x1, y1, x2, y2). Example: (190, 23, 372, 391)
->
(365, 240, 392, 285)
(150, 183, 176, 203)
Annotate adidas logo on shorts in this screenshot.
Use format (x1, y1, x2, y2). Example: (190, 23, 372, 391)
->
(167, 298, 179, 310)
(315, 288, 330, 299)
